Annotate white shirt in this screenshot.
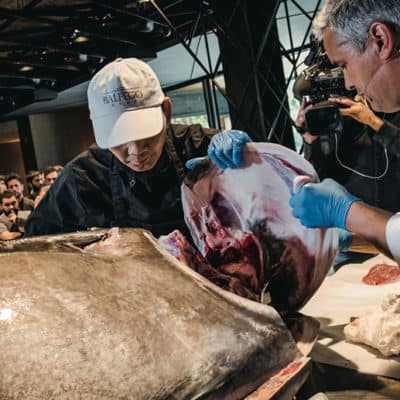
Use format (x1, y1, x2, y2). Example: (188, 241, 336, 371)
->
(386, 213, 400, 264)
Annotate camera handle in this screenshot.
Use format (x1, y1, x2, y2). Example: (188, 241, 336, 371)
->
(334, 133, 389, 179)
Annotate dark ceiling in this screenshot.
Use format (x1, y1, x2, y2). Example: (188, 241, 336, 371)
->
(0, 0, 213, 115)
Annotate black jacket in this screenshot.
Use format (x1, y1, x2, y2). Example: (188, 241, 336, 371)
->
(303, 112, 400, 213)
(25, 124, 217, 237)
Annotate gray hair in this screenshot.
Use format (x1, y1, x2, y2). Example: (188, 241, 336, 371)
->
(313, 0, 400, 52)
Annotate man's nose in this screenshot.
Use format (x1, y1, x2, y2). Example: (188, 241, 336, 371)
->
(343, 71, 355, 91)
(345, 81, 355, 91)
(127, 141, 146, 154)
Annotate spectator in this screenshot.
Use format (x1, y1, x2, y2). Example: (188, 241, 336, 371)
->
(33, 184, 51, 208)
(5, 173, 34, 212)
(0, 175, 6, 194)
(0, 175, 6, 216)
(26, 170, 44, 200)
(43, 166, 58, 186)
(0, 191, 25, 240)
(53, 165, 64, 173)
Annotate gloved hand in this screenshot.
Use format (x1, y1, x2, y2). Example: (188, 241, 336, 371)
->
(185, 130, 252, 170)
(338, 228, 353, 252)
(185, 157, 206, 170)
(289, 178, 360, 229)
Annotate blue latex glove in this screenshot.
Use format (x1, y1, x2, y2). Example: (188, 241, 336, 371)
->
(337, 228, 353, 252)
(185, 157, 206, 170)
(208, 130, 252, 169)
(185, 130, 252, 170)
(289, 178, 360, 229)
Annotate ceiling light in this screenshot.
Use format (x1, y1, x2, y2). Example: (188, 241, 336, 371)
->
(74, 35, 89, 43)
(19, 65, 33, 72)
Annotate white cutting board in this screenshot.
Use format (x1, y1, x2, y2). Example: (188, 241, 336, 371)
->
(301, 253, 400, 379)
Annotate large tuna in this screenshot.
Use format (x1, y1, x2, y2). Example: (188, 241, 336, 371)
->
(181, 143, 338, 311)
(0, 228, 315, 400)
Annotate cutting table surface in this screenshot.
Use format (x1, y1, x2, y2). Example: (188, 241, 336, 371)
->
(301, 253, 400, 379)
(296, 253, 400, 399)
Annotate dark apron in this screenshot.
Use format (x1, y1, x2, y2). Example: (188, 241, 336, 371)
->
(109, 135, 188, 237)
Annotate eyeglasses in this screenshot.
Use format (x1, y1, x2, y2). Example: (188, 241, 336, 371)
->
(3, 201, 16, 207)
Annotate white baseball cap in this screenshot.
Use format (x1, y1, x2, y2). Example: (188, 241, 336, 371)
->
(87, 57, 165, 149)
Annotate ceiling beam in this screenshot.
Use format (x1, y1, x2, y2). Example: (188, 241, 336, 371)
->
(0, 58, 80, 72)
(0, 0, 43, 31)
(0, 6, 57, 26)
(0, 37, 105, 61)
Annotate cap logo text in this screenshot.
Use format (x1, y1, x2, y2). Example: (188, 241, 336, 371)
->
(103, 88, 144, 106)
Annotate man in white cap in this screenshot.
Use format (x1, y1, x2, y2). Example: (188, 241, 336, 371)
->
(25, 57, 251, 237)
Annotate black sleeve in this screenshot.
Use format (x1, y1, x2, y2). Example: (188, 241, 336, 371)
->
(302, 137, 335, 181)
(24, 169, 87, 237)
(374, 120, 400, 157)
(302, 116, 366, 183)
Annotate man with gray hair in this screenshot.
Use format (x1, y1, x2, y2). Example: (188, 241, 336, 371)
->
(290, 0, 400, 263)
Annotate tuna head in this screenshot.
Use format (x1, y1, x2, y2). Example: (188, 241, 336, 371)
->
(182, 143, 338, 311)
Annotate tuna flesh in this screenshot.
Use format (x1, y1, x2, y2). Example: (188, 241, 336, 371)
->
(180, 143, 338, 311)
(362, 264, 400, 285)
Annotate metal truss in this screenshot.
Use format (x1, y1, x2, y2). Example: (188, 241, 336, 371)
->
(148, 0, 225, 130)
(148, 0, 323, 146)
(270, 0, 324, 142)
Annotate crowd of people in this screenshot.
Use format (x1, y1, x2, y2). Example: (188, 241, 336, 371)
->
(0, 165, 63, 239)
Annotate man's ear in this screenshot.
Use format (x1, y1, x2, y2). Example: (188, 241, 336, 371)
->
(162, 97, 172, 124)
(369, 22, 397, 61)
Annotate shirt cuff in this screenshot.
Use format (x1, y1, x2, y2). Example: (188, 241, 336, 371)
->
(375, 121, 399, 146)
(386, 213, 400, 264)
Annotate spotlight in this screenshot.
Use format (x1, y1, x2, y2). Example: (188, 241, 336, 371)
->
(74, 35, 89, 43)
(70, 29, 89, 43)
(19, 65, 33, 72)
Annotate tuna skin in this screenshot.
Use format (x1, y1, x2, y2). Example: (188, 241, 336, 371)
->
(0, 228, 303, 400)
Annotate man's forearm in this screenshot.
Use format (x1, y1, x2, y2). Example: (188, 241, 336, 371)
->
(346, 202, 393, 257)
(0, 231, 22, 240)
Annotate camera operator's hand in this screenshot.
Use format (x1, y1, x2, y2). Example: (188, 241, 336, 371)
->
(295, 98, 319, 144)
(329, 96, 384, 132)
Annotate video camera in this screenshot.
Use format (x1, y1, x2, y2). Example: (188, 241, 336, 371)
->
(293, 37, 357, 136)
